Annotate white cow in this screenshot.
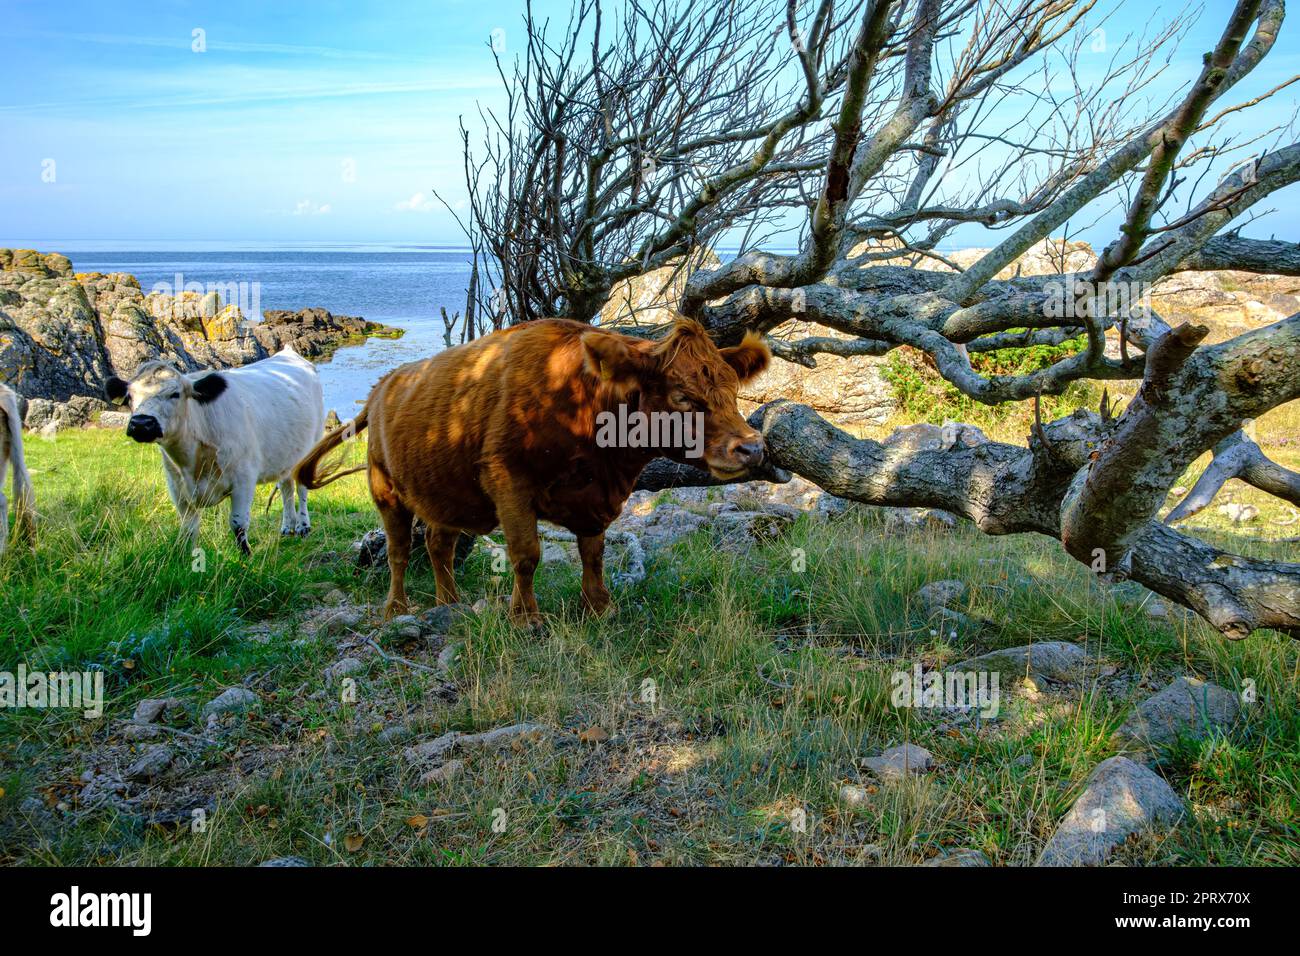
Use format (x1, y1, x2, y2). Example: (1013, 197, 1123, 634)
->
(0, 382, 35, 556)
(106, 347, 325, 553)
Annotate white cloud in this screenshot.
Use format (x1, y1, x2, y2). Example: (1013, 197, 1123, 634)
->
(394, 191, 435, 213)
(293, 199, 331, 215)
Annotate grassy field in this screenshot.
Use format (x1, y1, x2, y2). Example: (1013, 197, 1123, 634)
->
(1, 425, 1297, 866)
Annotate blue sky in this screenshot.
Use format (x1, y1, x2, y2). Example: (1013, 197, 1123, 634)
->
(0, 0, 1296, 249)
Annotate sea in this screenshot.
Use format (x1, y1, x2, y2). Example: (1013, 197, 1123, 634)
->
(57, 244, 476, 416)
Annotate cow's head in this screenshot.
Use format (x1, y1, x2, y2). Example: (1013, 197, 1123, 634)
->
(581, 318, 770, 479)
(105, 362, 226, 444)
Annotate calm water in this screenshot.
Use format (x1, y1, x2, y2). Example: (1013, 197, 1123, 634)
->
(66, 248, 474, 415)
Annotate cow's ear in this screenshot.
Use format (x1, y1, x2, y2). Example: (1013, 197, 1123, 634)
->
(581, 331, 653, 392)
(720, 331, 771, 382)
(106, 377, 130, 406)
(191, 372, 227, 405)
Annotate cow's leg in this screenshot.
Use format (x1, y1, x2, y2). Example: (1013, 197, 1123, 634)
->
(228, 474, 255, 555)
(295, 482, 310, 537)
(177, 503, 201, 550)
(424, 524, 461, 606)
(370, 461, 413, 618)
(278, 478, 297, 535)
(163, 465, 200, 549)
(577, 533, 613, 616)
(498, 499, 542, 626)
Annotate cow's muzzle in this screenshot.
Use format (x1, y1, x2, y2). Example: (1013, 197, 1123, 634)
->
(126, 415, 163, 443)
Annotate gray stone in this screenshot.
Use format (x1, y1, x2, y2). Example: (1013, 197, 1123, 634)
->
(131, 698, 179, 724)
(1036, 757, 1184, 866)
(436, 643, 460, 673)
(914, 579, 967, 610)
(388, 614, 423, 640)
(403, 722, 551, 765)
(712, 509, 796, 541)
(923, 849, 992, 867)
(863, 744, 933, 780)
(1116, 677, 1241, 750)
(124, 744, 174, 781)
(949, 641, 1088, 683)
(317, 606, 364, 637)
(420, 603, 469, 634)
(324, 657, 365, 685)
(839, 784, 871, 807)
(420, 759, 465, 786)
(201, 686, 259, 720)
(259, 856, 311, 867)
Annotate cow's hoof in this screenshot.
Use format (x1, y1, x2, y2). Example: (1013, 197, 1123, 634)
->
(296, 526, 311, 538)
(280, 527, 294, 537)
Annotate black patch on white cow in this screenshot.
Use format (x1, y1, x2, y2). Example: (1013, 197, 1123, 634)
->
(191, 373, 228, 405)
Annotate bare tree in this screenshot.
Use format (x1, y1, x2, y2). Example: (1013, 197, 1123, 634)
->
(453, 0, 1300, 640)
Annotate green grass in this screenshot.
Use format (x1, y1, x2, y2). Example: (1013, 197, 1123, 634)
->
(1, 429, 1297, 866)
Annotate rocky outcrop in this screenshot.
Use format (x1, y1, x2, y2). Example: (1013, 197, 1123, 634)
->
(0, 249, 401, 427)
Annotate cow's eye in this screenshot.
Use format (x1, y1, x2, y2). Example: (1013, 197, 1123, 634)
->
(168, 391, 181, 399)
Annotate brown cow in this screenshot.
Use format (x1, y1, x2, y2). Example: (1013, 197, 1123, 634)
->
(297, 317, 770, 623)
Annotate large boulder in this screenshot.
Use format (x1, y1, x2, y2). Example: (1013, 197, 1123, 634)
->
(1036, 757, 1184, 866)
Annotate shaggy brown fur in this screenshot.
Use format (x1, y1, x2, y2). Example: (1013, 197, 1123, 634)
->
(297, 317, 769, 622)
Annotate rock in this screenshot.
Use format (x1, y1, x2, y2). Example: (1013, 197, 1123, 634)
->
(377, 724, 412, 744)
(436, 643, 460, 673)
(599, 251, 721, 327)
(403, 722, 551, 765)
(1116, 677, 1240, 750)
(389, 615, 423, 640)
(259, 856, 311, 867)
(913, 579, 967, 611)
(1036, 757, 1184, 866)
(863, 744, 933, 780)
(324, 657, 365, 685)
(541, 541, 570, 564)
(839, 784, 871, 807)
(420, 603, 469, 634)
(605, 530, 646, 588)
(131, 698, 179, 724)
(1217, 502, 1258, 524)
(403, 731, 463, 765)
(317, 606, 364, 637)
(612, 504, 708, 552)
(419, 759, 465, 786)
(923, 849, 992, 867)
(98, 410, 130, 429)
(711, 509, 796, 542)
(738, 320, 898, 427)
(352, 529, 388, 568)
(949, 641, 1088, 683)
(124, 745, 174, 782)
(201, 687, 259, 720)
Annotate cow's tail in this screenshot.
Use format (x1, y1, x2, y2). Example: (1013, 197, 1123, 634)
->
(2, 389, 35, 541)
(295, 405, 369, 490)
